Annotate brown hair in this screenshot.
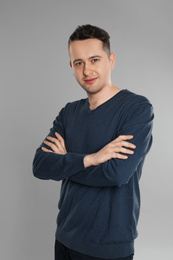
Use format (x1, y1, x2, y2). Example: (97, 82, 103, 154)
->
(68, 24, 111, 55)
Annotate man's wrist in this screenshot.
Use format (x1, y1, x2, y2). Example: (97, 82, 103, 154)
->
(84, 154, 96, 168)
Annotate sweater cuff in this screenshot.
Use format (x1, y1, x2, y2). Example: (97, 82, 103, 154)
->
(68, 153, 86, 173)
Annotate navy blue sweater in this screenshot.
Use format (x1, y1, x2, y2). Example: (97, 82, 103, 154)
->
(33, 90, 154, 258)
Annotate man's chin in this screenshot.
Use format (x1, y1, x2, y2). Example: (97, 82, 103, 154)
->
(82, 86, 101, 96)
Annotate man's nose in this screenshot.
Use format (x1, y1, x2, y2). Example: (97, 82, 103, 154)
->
(83, 63, 92, 76)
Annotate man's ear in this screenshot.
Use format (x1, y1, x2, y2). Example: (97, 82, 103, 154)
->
(70, 61, 72, 68)
(109, 53, 116, 70)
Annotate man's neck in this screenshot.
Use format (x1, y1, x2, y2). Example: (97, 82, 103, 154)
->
(88, 85, 121, 110)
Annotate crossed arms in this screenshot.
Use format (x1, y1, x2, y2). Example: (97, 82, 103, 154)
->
(42, 133, 136, 167)
(33, 101, 154, 187)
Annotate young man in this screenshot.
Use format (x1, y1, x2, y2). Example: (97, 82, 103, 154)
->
(33, 25, 154, 260)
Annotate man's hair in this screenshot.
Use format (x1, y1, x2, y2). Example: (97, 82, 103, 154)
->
(68, 24, 111, 55)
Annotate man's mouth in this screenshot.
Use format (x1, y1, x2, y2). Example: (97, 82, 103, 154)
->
(84, 77, 98, 84)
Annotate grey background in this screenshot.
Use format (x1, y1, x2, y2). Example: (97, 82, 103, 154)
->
(1, 0, 173, 259)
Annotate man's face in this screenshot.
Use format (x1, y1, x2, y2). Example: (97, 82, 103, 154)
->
(69, 39, 115, 95)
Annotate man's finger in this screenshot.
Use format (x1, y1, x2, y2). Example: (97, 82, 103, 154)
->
(42, 147, 53, 153)
(44, 140, 58, 152)
(47, 136, 60, 145)
(119, 147, 134, 155)
(55, 132, 66, 148)
(111, 135, 133, 144)
(116, 135, 134, 141)
(55, 132, 64, 141)
(121, 141, 136, 149)
(112, 153, 128, 159)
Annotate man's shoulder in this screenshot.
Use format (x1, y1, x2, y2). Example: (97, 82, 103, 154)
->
(58, 98, 87, 118)
(117, 90, 153, 121)
(64, 98, 87, 110)
(120, 90, 154, 124)
(122, 89, 153, 111)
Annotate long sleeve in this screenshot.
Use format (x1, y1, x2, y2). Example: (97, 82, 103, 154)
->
(33, 94, 154, 187)
(69, 102, 154, 187)
(38, 92, 153, 258)
(32, 107, 86, 180)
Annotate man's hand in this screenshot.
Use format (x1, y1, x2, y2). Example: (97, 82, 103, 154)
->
(42, 132, 67, 155)
(84, 135, 136, 168)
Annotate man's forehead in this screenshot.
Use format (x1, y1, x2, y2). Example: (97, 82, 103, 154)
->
(69, 39, 105, 59)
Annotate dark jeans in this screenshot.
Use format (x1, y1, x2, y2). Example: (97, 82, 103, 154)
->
(55, 240, 134, 260)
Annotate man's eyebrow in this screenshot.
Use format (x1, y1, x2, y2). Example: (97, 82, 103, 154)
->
(73, 55, 102, 64)
(89, 55, 102, 59)
(73, 59, 83, 65)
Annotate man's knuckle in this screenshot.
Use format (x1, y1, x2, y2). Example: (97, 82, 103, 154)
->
(50, 143, 54, 148)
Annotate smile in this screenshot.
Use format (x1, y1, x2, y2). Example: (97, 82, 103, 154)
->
(84, 78, 98, 84)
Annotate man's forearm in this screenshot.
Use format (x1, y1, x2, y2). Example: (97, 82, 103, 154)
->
(84, 154, 97, 168)
(84, 135, 135, 168)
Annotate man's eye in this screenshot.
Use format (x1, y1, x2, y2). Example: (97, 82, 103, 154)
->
(92, 59, 99, 63)
(75, 62, 83, 66)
